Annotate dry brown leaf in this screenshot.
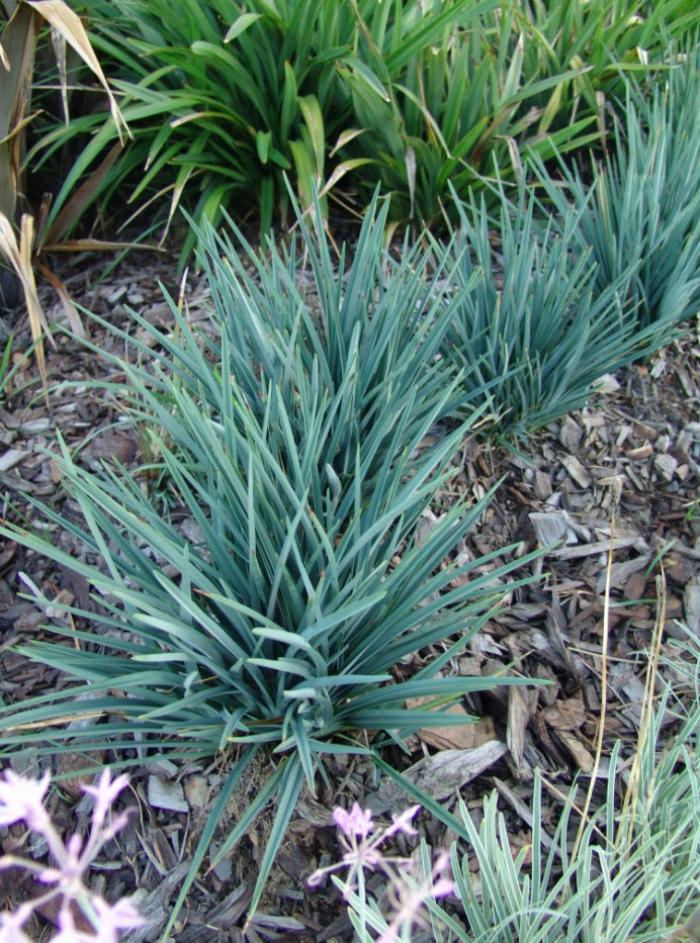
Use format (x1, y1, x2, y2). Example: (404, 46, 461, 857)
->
(35, 259, 84, 337)
(41, 141, 122, 246)
(556, 729, 594, 772)
(56, 749, 106, 797)
(543, 697, 587, 731)
(84, 430, 138, 465)
(49, 23, 68, 124)
(406, 696, 496, 751)
(183, 775, 210, 813)
(0, 211, 49, 387)
(26, 0, 129, 144)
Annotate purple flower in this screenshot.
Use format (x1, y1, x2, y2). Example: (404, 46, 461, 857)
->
(52, 909, 97, 943)
(82, 770, 129, 830)
(376, 851, 454, 943)
(37, 833, 83, 889)
(90, 897, 144, 943)
(309, 803, 420, 899)
(308, 801, 454, 941)
(0, 770, 51, 832)
(52, 897, 143, 943)
(0, 769, 141, 943)
(332, 802, 373, 839)
(0, 906, 34, 943)
(384, 805, 420, 839)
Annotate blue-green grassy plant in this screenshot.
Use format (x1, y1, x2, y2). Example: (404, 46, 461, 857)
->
(532, 47, 700, 337)
(345, 629, 700, 941)
(0, 197, 538, 931)
(436, 182, 663, 437)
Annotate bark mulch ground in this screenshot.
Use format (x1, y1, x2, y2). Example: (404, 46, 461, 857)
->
(1, 248, 699, 941)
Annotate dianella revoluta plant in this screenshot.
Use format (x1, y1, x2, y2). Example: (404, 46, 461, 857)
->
(184, 190, 491, 480)
(436, 181, 663, 437)
(532, 46, 700, 337)
(0, 198, 537, 930)
(92, 189, 489, 486)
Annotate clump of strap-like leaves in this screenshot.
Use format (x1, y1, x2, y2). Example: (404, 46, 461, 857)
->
(436, 180, 666, 436)
(0, 199, 533, 930)
(534, 45, 700, 336)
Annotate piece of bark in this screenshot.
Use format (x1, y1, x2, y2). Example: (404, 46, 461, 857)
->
(555, 730, 594, 772)
(367, 741, 508, 810)
(529, 511, 577, 548)
(560, 455, 591, 488)
(147, 775, 188, 813)
(684, 576, 700, 636)
(543, 697, 587, 732)
(560, 416, 583, 452)
(654, 453, 678, 481)
(595, 554, 650, 592)
(550, 537, 643, 561)
(507, 687, 532, 781)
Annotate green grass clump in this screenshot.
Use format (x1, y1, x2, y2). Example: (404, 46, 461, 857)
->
(435, 178, 677, 437)
(533, 44, 700, 336)
(346, 631, 700, 942)
(0, 203, 536, 930)
(30, 1, 700, 259)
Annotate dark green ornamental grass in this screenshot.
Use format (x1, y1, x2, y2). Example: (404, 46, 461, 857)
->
(28, 0, 700, 260)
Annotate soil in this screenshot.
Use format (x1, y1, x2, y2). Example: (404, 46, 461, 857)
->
(1, 245, 699, 942)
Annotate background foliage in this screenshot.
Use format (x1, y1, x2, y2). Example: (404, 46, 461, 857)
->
(24, 0, 700, 259)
